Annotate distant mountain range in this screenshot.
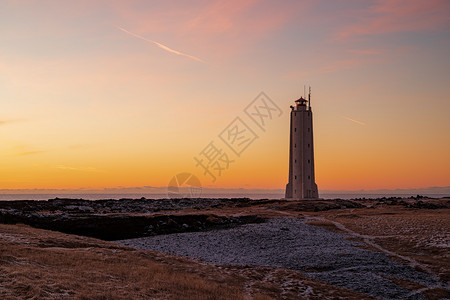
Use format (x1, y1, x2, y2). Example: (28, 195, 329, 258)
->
(1, 186, 449, 195)
(320, 186, 450, 195)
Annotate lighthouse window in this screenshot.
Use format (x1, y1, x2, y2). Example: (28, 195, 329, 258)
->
(295, 175, 297, 179)
(294, 128, 296, 132)
(294, 144, 296, 148)
(308, 176, 310, 180)
(308, 144, 310, 148)
(295, 159, 297, 163)
(308, 128, 310, 132)
(308, 159, 310, 164)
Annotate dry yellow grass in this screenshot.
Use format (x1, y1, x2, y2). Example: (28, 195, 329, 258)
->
(0, 225, 243, 299)
(0, 224, 370, 299)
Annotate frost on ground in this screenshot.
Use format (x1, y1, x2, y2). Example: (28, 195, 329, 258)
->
(0, 224, 370, 300)
(117, 217, 445, 299)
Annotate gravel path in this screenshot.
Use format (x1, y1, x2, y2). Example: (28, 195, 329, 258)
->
(117, 217, 440, 299)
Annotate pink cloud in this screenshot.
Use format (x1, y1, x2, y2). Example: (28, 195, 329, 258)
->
(114, 0, 298, 60)
(184, 0, 263, 35)
(114, 0, 283, 35)
(335, 0, 450, 40)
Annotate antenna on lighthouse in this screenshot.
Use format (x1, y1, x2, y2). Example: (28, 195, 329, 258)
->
(308, 86, 311, 110)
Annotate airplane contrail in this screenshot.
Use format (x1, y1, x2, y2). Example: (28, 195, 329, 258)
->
(342, 116, 366, 126)
(117, 26, 205, 63)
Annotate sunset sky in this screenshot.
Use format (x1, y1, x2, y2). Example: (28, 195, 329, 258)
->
(1, 0, 449, 192)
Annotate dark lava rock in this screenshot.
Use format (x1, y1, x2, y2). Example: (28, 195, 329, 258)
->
(408, 200, 442, 209)
(0, 209, 265, 241)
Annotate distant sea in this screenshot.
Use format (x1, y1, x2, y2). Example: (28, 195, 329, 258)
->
(0, 193, 448, 201)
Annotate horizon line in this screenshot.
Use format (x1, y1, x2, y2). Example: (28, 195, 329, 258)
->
(0, 186, 449, 195)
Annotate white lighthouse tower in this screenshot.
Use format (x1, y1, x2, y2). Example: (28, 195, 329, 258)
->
(285, 88, 319, 200)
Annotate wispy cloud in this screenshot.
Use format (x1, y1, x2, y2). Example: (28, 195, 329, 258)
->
(12, 150, 48, 157)
(56, 165, 102, 172)
(117, 26, 205, 63)
(334, 0, 450, 40)
(5, 142, 48, 157)
(113, 1, 293, 59)
(342, 116, 366, 126)
(348, 49, 382, 55)
(319, 58, 361, 74)
(67, 144, 94, 150)
(0, 119, 23, 126)
(289, 58, 363, 78)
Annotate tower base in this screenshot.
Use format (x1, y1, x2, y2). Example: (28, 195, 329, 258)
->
(282, 197, 322, 201)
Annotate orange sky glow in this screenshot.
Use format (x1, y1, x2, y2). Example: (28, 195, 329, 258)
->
(1, 0, 449, 193)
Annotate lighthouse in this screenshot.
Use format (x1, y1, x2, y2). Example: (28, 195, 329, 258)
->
(285, 88, 319, 199)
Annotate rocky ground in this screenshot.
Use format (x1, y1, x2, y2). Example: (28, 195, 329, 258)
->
(0, 197, 449, 299)
(0, 223, 371, 299)
(117, 217, 447, 299)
